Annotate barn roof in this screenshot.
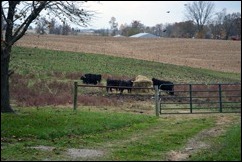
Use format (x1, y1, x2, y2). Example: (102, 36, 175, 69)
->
(130, 32, 159, 38)
(113, 34, 125, 37)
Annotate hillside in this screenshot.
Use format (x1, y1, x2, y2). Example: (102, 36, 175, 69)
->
(15, 34, 241, 73)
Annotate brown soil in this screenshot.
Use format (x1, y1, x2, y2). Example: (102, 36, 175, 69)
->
(15, 34, 241, 73)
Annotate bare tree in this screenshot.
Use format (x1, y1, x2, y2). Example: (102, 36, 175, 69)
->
(109, 16, 118, 36)
(233, 13, 241, 39)
(129, 20, 144, 36)
(185, 1, 215, 38)
(35, 17, 49, 34)
(1, 1, 94, 113)
(223, 12, 241, 40)
(209, 8, 226, 39)
(155, 24, 163, 37)
(49, 18, 57, 34)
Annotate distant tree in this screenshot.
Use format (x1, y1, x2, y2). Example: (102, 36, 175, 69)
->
(49, 18, 57, 34)
(1, 1, 94, 113)
(233, 13, 241, 39)
(185, 1, 215, 38)
(209, 8, 226, 39)
(144, 26, 151, 34)
(109, 17, 118, 36)
(119, 23, 130, 36)
(128, 20, 144, 36)
(118, 23, 126, 35)
(163, 23, 173, 37)
(94, 28, 109, 36)
(55, 25, 63, 35)
(62, 18, 71, 35)
(178, 21, 196, 38)
(223, 12, 241, 40)
(154, 24, 163, 37)
(35, 17, 49, 34)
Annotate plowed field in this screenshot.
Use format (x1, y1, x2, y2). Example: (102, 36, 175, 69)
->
(15, 34, 241, 73)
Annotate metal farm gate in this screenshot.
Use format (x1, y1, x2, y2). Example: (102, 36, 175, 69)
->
(73, 82, 241, 116)
(156, 83, 241, 115)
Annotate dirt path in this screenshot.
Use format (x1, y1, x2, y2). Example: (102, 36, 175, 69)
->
(27, 114, 240, 161)
(165, 114, 241, 161)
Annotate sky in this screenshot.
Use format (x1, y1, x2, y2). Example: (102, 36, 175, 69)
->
(79, 1, 241, 29)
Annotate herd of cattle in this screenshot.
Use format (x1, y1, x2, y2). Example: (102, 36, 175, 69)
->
(80, 73, 174, 95)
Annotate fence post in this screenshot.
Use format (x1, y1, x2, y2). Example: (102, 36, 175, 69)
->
(155, 85, 160, 117)
(189, 84, 193, 113)
(218, 84, 222, 113)
(73, 81, 78, 111)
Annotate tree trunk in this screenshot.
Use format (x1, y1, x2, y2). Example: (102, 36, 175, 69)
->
(1, 47, 14, 113)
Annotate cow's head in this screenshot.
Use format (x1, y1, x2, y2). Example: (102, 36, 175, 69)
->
(80, 75, 86, 80)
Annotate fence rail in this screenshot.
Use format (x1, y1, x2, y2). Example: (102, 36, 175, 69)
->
(73, 82, 241, 116)
(157, 83, 241, 115)
(73, 82, 154, 111)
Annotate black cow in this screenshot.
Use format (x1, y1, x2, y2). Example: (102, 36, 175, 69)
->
(152, 78, 174, 95)
(119, 80, 133, 94)
(80, 73, 102, 85)
(106, 79, 121, 92)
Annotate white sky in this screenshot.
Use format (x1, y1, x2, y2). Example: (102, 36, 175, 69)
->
(79, 1, 241, 29)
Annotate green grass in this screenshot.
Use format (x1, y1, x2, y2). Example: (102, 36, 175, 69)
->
(189, 123, 241, 161)
(106, 118, 214, 161)
(1, 107, 217, 161)
(11, 46, 241, 83)
(1, 107, 156, 140)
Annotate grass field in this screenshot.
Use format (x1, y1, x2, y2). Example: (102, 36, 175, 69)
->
(10, 46, 241, 83)
(15, 34, 241, 73)
(8, 46, 241, 110)
(1, 107, 241, 161)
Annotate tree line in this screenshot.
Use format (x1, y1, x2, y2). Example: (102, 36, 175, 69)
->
(107, 2, 241, 40)
(30, 2, 241, 40)
(105, 9, 241, 40)
(2, 2, 240, 40)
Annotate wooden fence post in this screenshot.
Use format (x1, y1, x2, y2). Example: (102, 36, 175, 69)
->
(155, 85, 160, 117)
(218, 84, 222, 113)
(73, 81, 78, 111)
(189, 84, 193, 113)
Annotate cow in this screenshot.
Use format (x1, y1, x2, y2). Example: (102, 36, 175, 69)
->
(80, 73, 102, 85)
(106, 79, 121, 93)
(152, 78, 174, 95)
(119, 80, 133, 94)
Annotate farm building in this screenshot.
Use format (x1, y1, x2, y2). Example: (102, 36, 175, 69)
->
(130, 32, 159, 38)
(113, 34, 125, 37)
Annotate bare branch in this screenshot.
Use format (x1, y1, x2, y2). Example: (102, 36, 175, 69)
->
(11, 1, 48, 44)
(185, 1, 215, 33)
(2, 1, 95, 45)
